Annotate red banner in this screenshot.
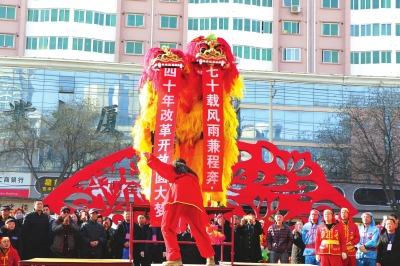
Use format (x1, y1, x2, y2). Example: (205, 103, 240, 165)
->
(202, 65, 224, 192)
(150, 67, 181, 227)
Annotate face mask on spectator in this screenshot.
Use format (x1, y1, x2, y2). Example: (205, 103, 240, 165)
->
(15, 214, 24, 219)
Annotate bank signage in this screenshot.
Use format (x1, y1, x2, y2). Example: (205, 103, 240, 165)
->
(0, 172, 31, 198)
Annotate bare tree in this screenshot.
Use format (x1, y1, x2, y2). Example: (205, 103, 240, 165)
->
(316, 87, 400, 214)
(0, 98, 128, 198)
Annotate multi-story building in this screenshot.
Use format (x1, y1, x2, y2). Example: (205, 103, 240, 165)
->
(1, 0, 400, 75)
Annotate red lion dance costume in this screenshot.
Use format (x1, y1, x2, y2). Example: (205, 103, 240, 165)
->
(133, 34, 244, 207)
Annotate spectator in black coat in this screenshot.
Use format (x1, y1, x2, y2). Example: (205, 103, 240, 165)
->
(114, 210, 131, 259)
(179, 225, 205, 264)
(0, 218, 23, 257)
(291, 219, 305, 264)
(377, 218, 400, 266)
(213, 214, 232, 264)
(147, 227, 166, 264)
(133, 214, 150, 266)
(79, 208, 107, 259)
(102, 217, 115, 259)
(236, 210, 263, 263)
(11, 208, 24, 229)
(0, 205, 13, 228)
(232, 214, 244, 262)
(21, 199, 49, 259)
(43, 204, 56, 258)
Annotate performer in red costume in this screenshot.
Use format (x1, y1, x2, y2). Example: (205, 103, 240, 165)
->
(315, 209, 347, 266)
(143, 152, 215, 266)
(338, 208, 360, 266)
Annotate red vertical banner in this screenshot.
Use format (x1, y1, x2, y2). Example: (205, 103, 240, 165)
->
(202, 65, 224, 192)
(150, 67, 181, 227)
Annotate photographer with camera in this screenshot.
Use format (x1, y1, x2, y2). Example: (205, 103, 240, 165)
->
(51, 206, 79, 258)
(236, 210, 263, 263)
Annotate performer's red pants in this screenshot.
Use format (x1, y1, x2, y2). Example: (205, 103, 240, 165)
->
(320, 255, 344, 266)
(342, 256, 356, 266)
(161, 203, 215, 261)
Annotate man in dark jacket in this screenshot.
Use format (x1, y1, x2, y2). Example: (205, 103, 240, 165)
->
(267, 211, 293, 263)
(79, 208, 107, 259)
(236, 210, 263, 263)
(0, 205, 13, 228)
(21, 199, 49, 259)
(114, 210, 131, 259)
(0, 218, 23, 257)
(133, 214, 150, 266)
(291, 219, 305, 264)
(51, 206, 79, 258)
(179, 225, 205, 264)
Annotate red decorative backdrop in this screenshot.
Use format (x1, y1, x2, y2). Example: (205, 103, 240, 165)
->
(44, 141, 356, 227)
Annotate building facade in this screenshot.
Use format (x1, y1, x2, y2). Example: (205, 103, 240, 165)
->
(1, 0, 400, 75)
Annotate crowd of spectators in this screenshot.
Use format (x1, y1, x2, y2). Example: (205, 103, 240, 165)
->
(1, 201, 400, 266)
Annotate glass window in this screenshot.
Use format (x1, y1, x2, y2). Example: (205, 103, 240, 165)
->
(360, 51, 371, 64)
(396, 51, 400, 63)
(361, 24, 371, 36)
(0, 34, 14, 48)
(125, 41, 144, 55)
(49, 37, 57, 49)
(350, 25, 359, 36)
(361, 0, 371, 9)
(211, 17, 218, 30)
(261, 49, 272, 61)
(263, 21, 272, 33)
(381, 24, 391, 36)
(219, 18, 228, 30)
(372, 51, 379, 63)
(233, 18, 243, 31)
(372, 0, 379, 8)
(40, 10, 50, 22)
(51, 9, 58, 22)
(283, 21, 300, 34)
(59, 9, 70, 22)
(160, 15, 178, 29)
(39, 37, 49, 49)
(397, 0, 400, 7)
(351, 0, 359, 9)
(263, 0, 273, 6)
(322, 23, 339, 36)
(283, 0, 300, 6)
(188, 18, 199, 30)
(244, 19, 251, 31)
(233, 45, 243, 58)
(127, 14, 145, 27)
(92, 40, 103, 53)
(283, 48, 301, 61)
(26, 37, 38, 50)
(381, 0, 390, 8)
(84, 38, 91, 51)
(0, 6, 16, 20)
(252, 20, 261, 33)
(322, 0, 339, 8)
(381, 51, 391, 63)
(322, 50, 339, 63)
(74, 10, 84, 23)
(105, 14, 116, 26)
(160, 43, 177, 48)
(28, 10, 39, 22)
(396, 24, 400, 36)
(372, 23, 380, 36)
(72, 38, 83, 51)
(58, 37, 68, 50)
(85, 11, 93, 24)
(104, 41, 115, 54)
(243, 46, 250, 59)
(350, 52, 359, 64)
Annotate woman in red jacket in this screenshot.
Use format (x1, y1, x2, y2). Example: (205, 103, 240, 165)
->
(143, 152, 215, 266)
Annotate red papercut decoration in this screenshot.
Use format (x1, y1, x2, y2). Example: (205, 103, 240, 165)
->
(44, 141, 356, 228)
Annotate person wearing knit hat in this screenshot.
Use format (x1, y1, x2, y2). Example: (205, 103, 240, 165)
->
(339, 208, 360, 266)
(0, 236, 20, 266)
(355, 212, 379, 266)
(0, 218, 23, 258)
(0, 205, 13, 228)
(302, 209, 322, 265)
(315, 209, 347, 265)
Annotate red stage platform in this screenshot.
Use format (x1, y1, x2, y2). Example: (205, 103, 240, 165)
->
(19, 258, 131, 266)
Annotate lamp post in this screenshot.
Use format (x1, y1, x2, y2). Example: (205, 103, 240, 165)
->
(269, 82, 276, 143)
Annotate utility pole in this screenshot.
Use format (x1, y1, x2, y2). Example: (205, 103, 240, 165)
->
(269, 82, 276, 143)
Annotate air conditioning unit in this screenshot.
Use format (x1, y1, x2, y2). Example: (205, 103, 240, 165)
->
(291, 5, 301, 13)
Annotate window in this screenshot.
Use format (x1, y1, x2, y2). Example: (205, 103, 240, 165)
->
(243, 46, 250, 59)
(105, 14, 116, 26)
(57, 37, 68, 50)
(360, 24, 371, 36)
(160, 42, 177, 48)
(104, 41, 115, 54)
(189, 0, 200, 2)
(262, 48, 272, 61)
(397, 0, 400, 7)
(252, 20, 261, 33)
(283, 21, 300, 34)
(233, 18, 243, 30)
(126, 41, 143, 55)
(93, 40, 103, 53)
(350, 25, 359, 36)
(72, 38, 84, 51)
(372, 51, 379, 63)
(263, 0, 273, 6)
(59, 9, 70, 22)
(85, 11, 93, 24)
(161, 0, 179, 2)
(200, 18, 210, 30)
(28, 10, 39, 22)
(51, 9, 58, 21)
(372, 0, 379, 8)
(322, 0, 339, 8)
(322, 50, 339, 63)
(396, 24, 400, 36)
(372, 23, 379, 36)
(219, 18, 228, 30)
(59, 76, 75, 93)
(381, 24, 391, 36)
(74, 10, 84, 23)
(263, 21, 272, 33)
(0, 34, 14, 48)
(322, 23, 339, 36)
(94, 12, 105, 25)
(0, 6, 16, 20)
(26, 37, 38, 50)
(396, 51, 400, 63)
(40, 10, 50, 22)
(350, 52, 359, 64)
(38, 37, 49, 50)
(381, 0, 390, 8)
(84, 38, 91, 51)
(360, 51, 371, 64)
(283, 0, 300, 6)
(127, 14, 144, 27)
(188, 18, 199, 30)
(361, 0, 371, 9)
(282, 48, 300, 61)
(244, 19, 251, 31)
(50, 37, 57, 49)
(160, 15, 178, 29)
(381, 51, 391, 63)
(351, 0, 359, 9)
